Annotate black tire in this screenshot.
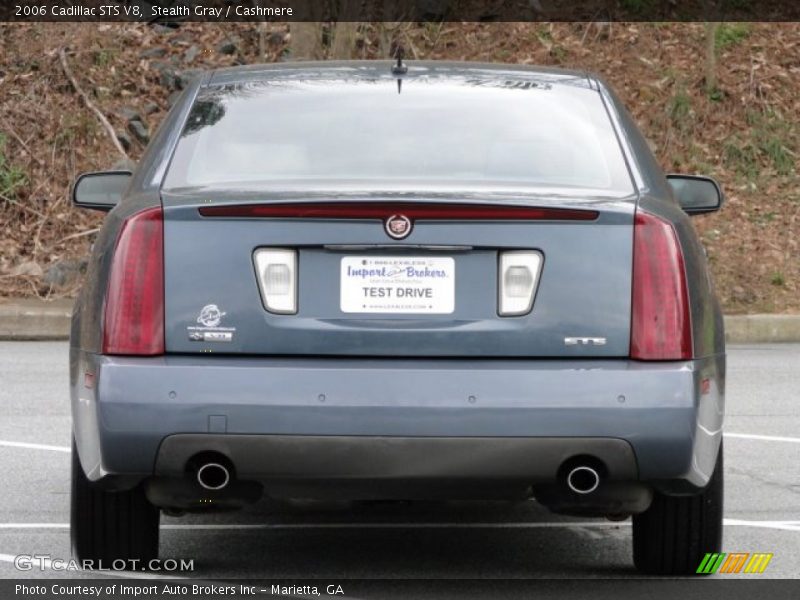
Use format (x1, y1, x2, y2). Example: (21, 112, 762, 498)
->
(70, 438, 159, 568)
(633, 443, 723, 575)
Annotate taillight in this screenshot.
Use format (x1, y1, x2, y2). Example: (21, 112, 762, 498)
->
(102, 206, 165, 355)
(630, 209, 692, 360)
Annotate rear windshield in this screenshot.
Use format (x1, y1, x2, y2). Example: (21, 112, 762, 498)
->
(163, 75, 634, 195)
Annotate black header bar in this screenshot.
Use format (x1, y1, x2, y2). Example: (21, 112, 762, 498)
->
(2, 0, 800, 23)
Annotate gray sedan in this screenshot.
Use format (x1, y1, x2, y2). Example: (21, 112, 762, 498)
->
(69, 61, 725, 575)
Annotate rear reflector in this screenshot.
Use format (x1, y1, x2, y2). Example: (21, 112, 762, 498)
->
(199, 203, 598, 221)
(498, 251, 543, 316)
(630, 209, 692, 360)
(103, 207, 165, 355)
(253, 248, 298, 314)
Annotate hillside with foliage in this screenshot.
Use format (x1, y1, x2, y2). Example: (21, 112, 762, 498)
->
(0, 22, 797, 313)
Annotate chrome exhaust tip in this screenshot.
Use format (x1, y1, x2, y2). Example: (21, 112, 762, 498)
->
(196, 462, 231, 491)
(566, 465, 601, 495)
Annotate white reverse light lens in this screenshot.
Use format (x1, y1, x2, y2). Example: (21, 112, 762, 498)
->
(499, 251, 542, 316)
(504, 266, 534, 297)
(265, 264, 291, 295)
(254, 249, 297, 314)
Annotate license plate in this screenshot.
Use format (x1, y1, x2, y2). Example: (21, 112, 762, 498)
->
(340, 256, 455, 314)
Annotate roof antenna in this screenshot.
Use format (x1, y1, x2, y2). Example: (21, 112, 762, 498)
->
(391, 46, 408, 75)
(392, 46, 407, 94)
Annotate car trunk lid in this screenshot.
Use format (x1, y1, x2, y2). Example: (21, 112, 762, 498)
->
(162, 193, 634, 358)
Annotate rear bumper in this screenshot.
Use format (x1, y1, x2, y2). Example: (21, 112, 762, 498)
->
(71, 353, 724, 493)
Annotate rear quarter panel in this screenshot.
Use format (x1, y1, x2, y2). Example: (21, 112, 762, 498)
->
(70, 77, 204, 473)
(602, 78, 725, 480)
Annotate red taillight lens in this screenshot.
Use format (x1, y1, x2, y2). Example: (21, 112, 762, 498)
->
(630, 209, 692, 360)
(102, 206, 164, 355)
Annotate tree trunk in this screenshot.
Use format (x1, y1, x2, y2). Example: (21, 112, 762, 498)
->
(257, 22, 267, 62)
(289, 23, 322, 60)
(330, 22, 358, 59)
(705, 22, 719, 94)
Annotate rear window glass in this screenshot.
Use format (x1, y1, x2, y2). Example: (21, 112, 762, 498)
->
(163, 75, 634, 195)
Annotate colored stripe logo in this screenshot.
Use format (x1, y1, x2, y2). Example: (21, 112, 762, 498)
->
(744, 553, 774, 573)
(697, 552, 773, 574)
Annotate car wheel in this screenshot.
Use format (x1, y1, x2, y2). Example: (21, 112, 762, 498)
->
(632, 442, 723, 575)
(70, 438, 159, 567)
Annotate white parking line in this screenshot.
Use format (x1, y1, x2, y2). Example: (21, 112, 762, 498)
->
(724, 432, 800, 444)
(724, 519, 800, 532)
(0, 523, 69, 529)
(0, 519, 798, 532)
(0, 440, 70, 453)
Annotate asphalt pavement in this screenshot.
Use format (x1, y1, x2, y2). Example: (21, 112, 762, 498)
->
(0, 342, 798, 590)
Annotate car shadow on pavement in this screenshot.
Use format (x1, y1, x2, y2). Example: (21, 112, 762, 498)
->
(159, 498, 637, 579)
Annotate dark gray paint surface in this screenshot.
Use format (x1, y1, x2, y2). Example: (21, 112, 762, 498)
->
(162, 199, 634, 357)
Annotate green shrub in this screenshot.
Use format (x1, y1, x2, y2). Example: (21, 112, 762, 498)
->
(715, 24, 750, 50)
(723, 110, 797, 179)
(770, 272, 785, 287)
(0, 134, 27, 199)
